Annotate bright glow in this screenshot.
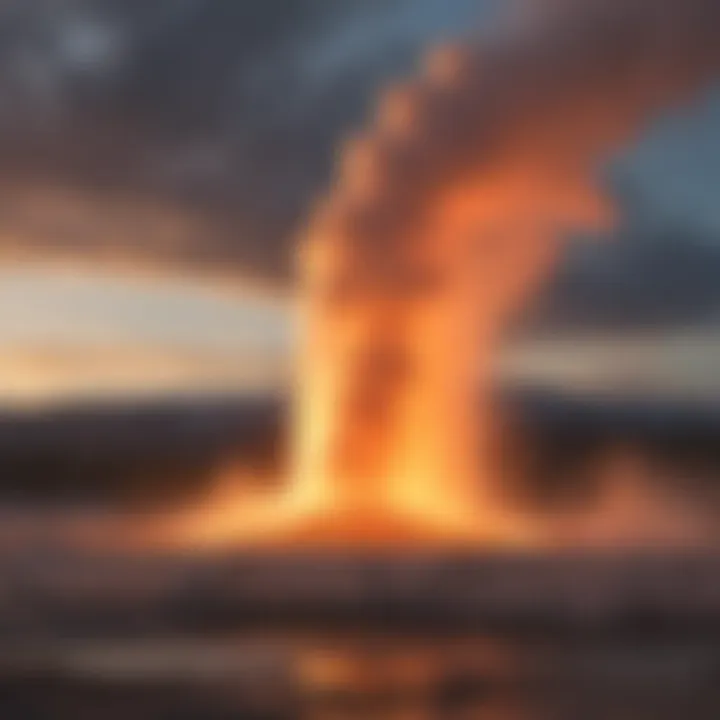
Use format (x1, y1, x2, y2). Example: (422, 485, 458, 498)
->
(0, 264, 290, 405)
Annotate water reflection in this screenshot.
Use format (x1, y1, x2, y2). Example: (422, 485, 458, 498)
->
(296, 636, 521, 719)
(2, 633, 718, 719)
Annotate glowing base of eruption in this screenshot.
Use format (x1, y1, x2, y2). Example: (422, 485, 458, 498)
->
(163, 501, 526, 551)
(248, 507, 483, 548)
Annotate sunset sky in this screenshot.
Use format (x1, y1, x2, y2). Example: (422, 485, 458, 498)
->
(0, 265, 290, 405)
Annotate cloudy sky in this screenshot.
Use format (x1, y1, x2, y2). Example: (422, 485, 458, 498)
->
(0, 0, 717, 271)
(0, 0, 719, 404)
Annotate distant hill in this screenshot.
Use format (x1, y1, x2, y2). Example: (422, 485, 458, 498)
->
(0, 395, 285, 506)
(0, 389, 719, 506)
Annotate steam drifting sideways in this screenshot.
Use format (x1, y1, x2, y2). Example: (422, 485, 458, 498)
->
(283, 0, 720, 545)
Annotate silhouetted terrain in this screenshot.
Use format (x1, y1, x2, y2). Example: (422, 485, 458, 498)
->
(1, 389, 719, 508)
(0, 395, 286, 506)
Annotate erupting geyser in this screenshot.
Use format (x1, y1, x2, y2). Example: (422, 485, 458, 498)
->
(160, 0, 720, 549)
(282, 0, 720, 545)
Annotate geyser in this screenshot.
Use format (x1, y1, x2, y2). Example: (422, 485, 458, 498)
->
(282, 0, 720, 545)
(154, 0, 720, 549)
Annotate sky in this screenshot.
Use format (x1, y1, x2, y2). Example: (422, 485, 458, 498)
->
(0, 0, 717, 272)
(0, 266, 290, 405)
(0, 0, 719, 405)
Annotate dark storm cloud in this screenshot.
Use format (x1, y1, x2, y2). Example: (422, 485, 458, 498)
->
(531, 225, 720, 332)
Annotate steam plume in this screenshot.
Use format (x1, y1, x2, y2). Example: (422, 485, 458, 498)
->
(289, 0, 720, 540)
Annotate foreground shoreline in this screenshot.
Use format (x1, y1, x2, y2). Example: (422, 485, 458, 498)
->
(3, 549, 720, 638)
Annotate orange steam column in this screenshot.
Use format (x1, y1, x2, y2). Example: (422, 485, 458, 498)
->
(285, 46, 611, 545)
